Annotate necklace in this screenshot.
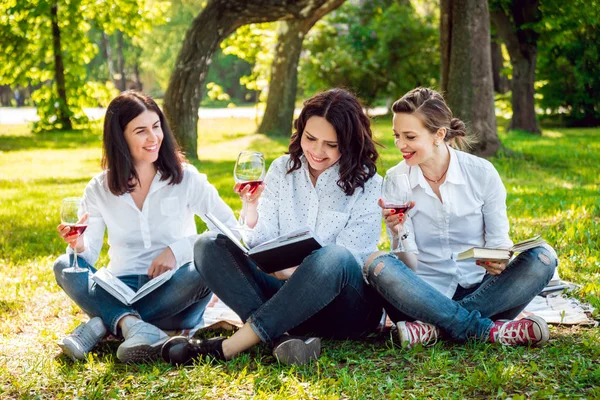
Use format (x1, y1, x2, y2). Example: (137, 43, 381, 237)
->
(422, 164, 449, 183)
(422, 144, 451, 184)
(422, 154, 451, 184)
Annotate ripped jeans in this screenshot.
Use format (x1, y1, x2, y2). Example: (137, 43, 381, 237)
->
(364, 244, 558, 341)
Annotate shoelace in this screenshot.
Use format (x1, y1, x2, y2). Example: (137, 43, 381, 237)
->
(69, 322, 98, 349)
(126, 322, 164, 341)
(496, 321, 533, 345)
(407, 322, 438, 346)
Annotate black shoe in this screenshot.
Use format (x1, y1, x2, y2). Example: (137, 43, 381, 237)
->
(272, 336, 321, 365)
(161, 336, 227, 366)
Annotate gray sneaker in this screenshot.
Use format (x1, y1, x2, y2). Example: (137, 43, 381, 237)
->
(116, 321, 168, 363)
(272, 336, 321, 365)
(58, 317, 107, 361)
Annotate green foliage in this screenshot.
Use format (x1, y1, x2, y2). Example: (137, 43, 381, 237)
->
(0, 118, 598, 397)
(221, 23, 278, 103)
(0, 0, 164, 131)
(300, 0, 439, 105)
(139, 0, 254, 104)
(536, 0, 600, 126)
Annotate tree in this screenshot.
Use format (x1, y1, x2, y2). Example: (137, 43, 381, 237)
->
(258, 0, 346, 137)
(440, 0, 500, 156)
(490, 31, 510, 94)
(490, 0, 541, 134)
(536, 0, 600, 126)
(164, 0, 338, 159)
(0, 0, 164, 131)
(301, 0, 439, 107)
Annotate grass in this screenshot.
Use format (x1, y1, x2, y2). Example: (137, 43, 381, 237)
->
(0, 116, 598, 399)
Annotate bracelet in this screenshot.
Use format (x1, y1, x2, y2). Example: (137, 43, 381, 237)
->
(399, 231, 409, 241)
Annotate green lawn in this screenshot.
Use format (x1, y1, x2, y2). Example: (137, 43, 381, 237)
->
(0, 117, 598, 398)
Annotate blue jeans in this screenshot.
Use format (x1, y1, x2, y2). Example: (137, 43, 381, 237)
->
(194, 232, 383, 343)
(364, 244, 558, 341)
(53, 254, 212, 335)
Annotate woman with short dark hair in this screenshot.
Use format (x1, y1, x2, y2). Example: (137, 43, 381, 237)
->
(162, 88, 384, 365)
(54, 91, 237, 363)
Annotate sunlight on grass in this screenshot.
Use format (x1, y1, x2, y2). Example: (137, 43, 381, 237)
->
(0, 117, 598, 398)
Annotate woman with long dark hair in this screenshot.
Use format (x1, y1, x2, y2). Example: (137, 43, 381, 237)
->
(54, 91, 237, 363)
(162, 88, 384, 365)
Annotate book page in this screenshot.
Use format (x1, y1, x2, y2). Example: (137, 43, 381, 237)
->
(512, 236, 545, 253)
(205, 212, 248, 254)
(92, 268, 135, 303)
(251, 227, 321, 252)
(131, 268, 176, 302)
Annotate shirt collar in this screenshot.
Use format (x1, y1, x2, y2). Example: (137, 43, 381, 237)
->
(300, 154, 340, 181)
(444, 146, 466, 185)
(410, 145, 466, 188)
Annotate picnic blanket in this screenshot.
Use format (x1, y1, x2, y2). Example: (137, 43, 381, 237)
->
(169, 287, 597, 339)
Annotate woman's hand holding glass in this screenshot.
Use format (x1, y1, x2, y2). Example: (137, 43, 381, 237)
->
(378, 198, 415, 238)
(380, 173, 414, 252)
(58, 197, 89, 272)
(233, 151, 266, 229)
(57, 213, 89, 252)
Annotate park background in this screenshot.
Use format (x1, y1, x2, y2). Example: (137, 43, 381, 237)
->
(0, 0, 599, 398)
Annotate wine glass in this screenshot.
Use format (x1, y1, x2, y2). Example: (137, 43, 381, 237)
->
(381, 173, 412, 252)
(234, 151, 266, 228)
(60, 197, 88, 272)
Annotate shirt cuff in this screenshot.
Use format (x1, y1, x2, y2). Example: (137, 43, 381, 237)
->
(168, 237, 194, 268)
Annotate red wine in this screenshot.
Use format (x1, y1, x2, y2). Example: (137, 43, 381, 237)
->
(383, 203, 409, 214)
(236, 180, 263, 194)
(66, 224, 88, 237)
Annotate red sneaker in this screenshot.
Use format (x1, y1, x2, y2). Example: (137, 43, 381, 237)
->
(489, 316, 550, 346)
(397, 321, 439, 348)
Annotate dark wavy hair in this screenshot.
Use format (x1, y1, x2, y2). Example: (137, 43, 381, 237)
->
(392, 87, 474, 151)
(101, 91, 186, 195)
(287, 88, 379, 196)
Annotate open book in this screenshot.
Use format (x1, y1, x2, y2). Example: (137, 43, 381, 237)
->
(456, 236, 546, 262)
(92, 267, 175, 305)
(205, 212, 323, 273)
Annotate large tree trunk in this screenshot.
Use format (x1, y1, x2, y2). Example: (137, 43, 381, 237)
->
(440, 0, 452, 94)
(258, 21, 304, 137)
(441, 0, 499, 157)
(490, 1, 540, 134)
(259, 0, 345, 137)
(50, 1, 72, 130)
(490, 33, 510, 94)
(165, 0, 332, 159)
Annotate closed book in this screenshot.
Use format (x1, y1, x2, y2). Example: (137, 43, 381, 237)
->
(205, 212, 323, 273)
(456, 235, 546, 262)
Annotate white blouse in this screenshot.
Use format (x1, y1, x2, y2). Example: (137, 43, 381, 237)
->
(243, 155, 383, 266)
(388, 146, 512, 298)
(71, 164, 238, 276)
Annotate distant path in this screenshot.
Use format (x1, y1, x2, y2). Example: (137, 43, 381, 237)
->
(0, 106, 388, 124)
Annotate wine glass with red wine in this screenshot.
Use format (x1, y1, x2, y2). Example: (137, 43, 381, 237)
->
(381, 173, 412, 252)
(60, 197, 88, 272)
(234, 151, 266, 228)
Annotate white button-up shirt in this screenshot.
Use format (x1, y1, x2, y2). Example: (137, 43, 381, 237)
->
(244, 155, 383, 266)
(72, 164, 237, 276)
(388, 146, 512, 298)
